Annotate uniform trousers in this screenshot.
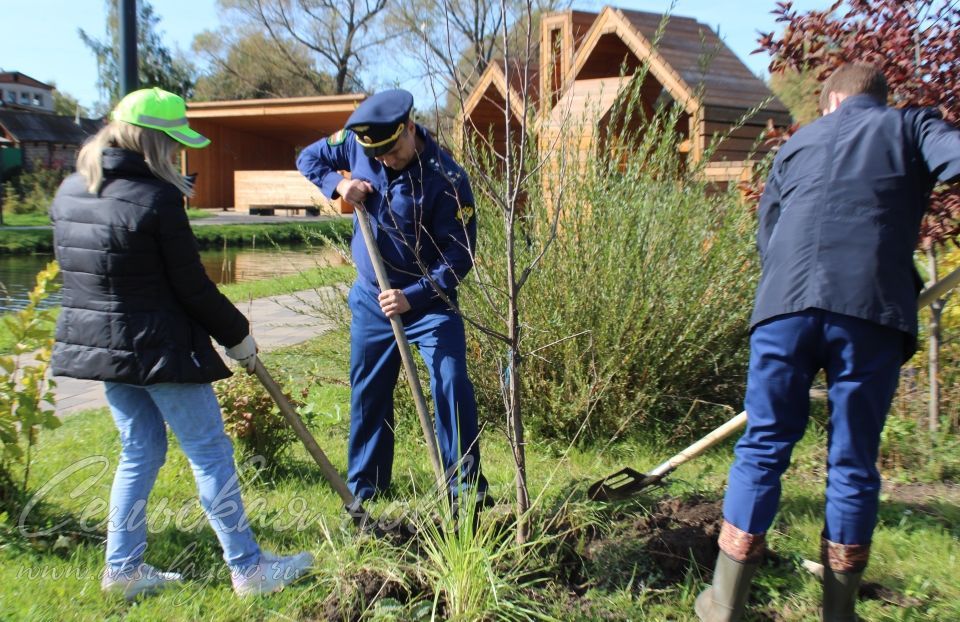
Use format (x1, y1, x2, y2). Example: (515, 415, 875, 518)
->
(723, 309, 903, 545)
(347, 282, 487, 500)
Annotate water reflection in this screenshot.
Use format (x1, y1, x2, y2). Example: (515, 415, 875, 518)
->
(0, 245, 346, 313)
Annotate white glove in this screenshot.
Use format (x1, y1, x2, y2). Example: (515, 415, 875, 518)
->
(225, 334, 258, 373)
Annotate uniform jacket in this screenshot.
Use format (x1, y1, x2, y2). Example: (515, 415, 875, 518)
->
(50, 148, 248, 385)
(753, 95, 960, 356)
(297, 124, 476, 310)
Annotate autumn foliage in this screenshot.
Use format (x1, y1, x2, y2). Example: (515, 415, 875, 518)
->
(753, 0, 960, 248)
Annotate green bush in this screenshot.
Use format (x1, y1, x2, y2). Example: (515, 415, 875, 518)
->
(0, 262, 61, 495)
(1, 165, 69, 215)
(215, 369, 308, 467)
(460, 90, 760, 444)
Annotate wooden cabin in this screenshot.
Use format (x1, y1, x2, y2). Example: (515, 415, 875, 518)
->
(462, 7, 791, 186)
(184, 94, 365, 212)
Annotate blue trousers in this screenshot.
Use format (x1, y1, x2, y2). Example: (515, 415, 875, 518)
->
(347, 283, 487, 500)
(723, 310, 903, 545)
(103, 382, 261, 573)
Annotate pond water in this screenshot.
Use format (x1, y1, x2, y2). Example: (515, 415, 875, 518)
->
(0, 245, 345, 313)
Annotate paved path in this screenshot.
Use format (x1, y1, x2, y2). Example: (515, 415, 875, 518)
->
(52, 289, 340, 416)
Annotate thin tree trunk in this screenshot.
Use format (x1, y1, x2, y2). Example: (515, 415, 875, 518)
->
(508, 321, 529, 544)
(926, 246, 942, 435)
(506, 228, 530, 544)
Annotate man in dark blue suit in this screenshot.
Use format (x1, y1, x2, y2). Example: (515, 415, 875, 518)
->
(696, 64, 960, 622)
(296, 90, 487, 505)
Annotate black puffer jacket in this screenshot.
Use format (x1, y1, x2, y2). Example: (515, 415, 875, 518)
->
(50, 148, 248, 385)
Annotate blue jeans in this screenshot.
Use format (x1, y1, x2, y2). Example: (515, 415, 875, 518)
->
(723, 310, 903, 545)
(104, 382, 261, 573)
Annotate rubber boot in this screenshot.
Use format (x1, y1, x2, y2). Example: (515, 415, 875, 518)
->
(695, 551, 759, 622)
(821, 538, 869, 622)
(822, 567, 863, 622)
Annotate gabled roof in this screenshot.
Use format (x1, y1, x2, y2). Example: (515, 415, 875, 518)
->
(0, 72, 55, 91)
(568, 8, 787, 115)
(463, 58, 540, 123)
(620, 10, 786, 112)
(0, 110, 102, 144)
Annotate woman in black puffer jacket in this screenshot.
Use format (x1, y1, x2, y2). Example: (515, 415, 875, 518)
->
(50, 87, 311, 600)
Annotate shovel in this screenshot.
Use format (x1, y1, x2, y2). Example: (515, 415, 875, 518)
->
(253, 359, 378, 531)
(588, 264, 960, 502)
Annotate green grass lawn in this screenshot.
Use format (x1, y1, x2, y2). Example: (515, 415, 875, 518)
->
(185, 208, 214, 220)
(0, 208, 213, 228)
(2, 328, 957, 621)
(218, 265, 355, 303)
(0, 212, 51, 227)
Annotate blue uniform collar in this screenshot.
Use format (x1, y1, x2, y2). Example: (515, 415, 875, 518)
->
(838, 93, 885, 111)
(367, 123, 440, 176)
(411, 124, 439, 170)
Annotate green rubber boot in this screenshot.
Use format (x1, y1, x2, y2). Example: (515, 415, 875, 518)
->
(822, 567, 863, 622)
(695, 551, 759, 622)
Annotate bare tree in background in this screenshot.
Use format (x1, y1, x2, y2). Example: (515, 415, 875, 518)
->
(389, 0, 507, 85)
(390, 0, 564, 124)
(192, 29, 336, 100)
(218, 0, 394, 94)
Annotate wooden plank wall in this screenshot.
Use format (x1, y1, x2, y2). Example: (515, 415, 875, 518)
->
(234, 170, 344, 214)
(701, 105, 792, 163)
(186, 119, 299, 209)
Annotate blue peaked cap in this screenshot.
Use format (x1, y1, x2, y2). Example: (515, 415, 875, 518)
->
(345, 89, 415, 157)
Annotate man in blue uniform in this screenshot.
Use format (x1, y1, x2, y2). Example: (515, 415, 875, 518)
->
(296, 89, 487, 505)
(696, 64, 960, 622)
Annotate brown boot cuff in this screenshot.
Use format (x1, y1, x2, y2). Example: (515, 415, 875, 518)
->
(821, 538, 870, 573)
(718, 520, 766, 563)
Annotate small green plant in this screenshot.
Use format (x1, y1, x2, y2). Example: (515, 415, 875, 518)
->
(2, 165, 68, 215)
(413, 496, 554, 621)
(0, 261, 61, 494)
(1, 181, 25, 215)
(215, 369, 308, 467)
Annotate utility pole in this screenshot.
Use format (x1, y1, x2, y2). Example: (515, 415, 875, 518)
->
(119, 0, 138, 96)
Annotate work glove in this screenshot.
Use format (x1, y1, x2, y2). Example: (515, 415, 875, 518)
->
(225, 334, 258, 373)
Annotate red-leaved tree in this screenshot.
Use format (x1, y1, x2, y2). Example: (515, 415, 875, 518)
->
(756, 0, 960, 433)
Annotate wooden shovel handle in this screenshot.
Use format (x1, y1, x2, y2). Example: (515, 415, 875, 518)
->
(253, 359, 356, 506)
(649, 263, 960, 481)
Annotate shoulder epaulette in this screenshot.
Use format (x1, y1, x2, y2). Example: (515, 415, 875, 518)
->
(426, 155, 463, 184)
(327, 129, 348, 146)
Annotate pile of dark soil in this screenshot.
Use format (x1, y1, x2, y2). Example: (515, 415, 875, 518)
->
(301, 493, 930, 620)
(313, 568, 427, 622)
(573, 495, 725, 591)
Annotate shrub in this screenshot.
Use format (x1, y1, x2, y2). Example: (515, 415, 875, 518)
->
(0, 262, 61, 495)
(460, 100, 760, 445)
(215, 368, 309, 467)
(2, 165, 69, 215)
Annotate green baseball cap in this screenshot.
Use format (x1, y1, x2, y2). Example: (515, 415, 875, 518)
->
(111, 87, 210, 149)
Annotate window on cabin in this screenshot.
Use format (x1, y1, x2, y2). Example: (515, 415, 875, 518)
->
(550, 27, 563, 106)
(20, 92, 30, 104)
(6, 91, 16, 103)
(33, 94, 43, 107)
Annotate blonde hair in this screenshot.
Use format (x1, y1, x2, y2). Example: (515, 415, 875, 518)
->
(76, 121, 194, 196)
